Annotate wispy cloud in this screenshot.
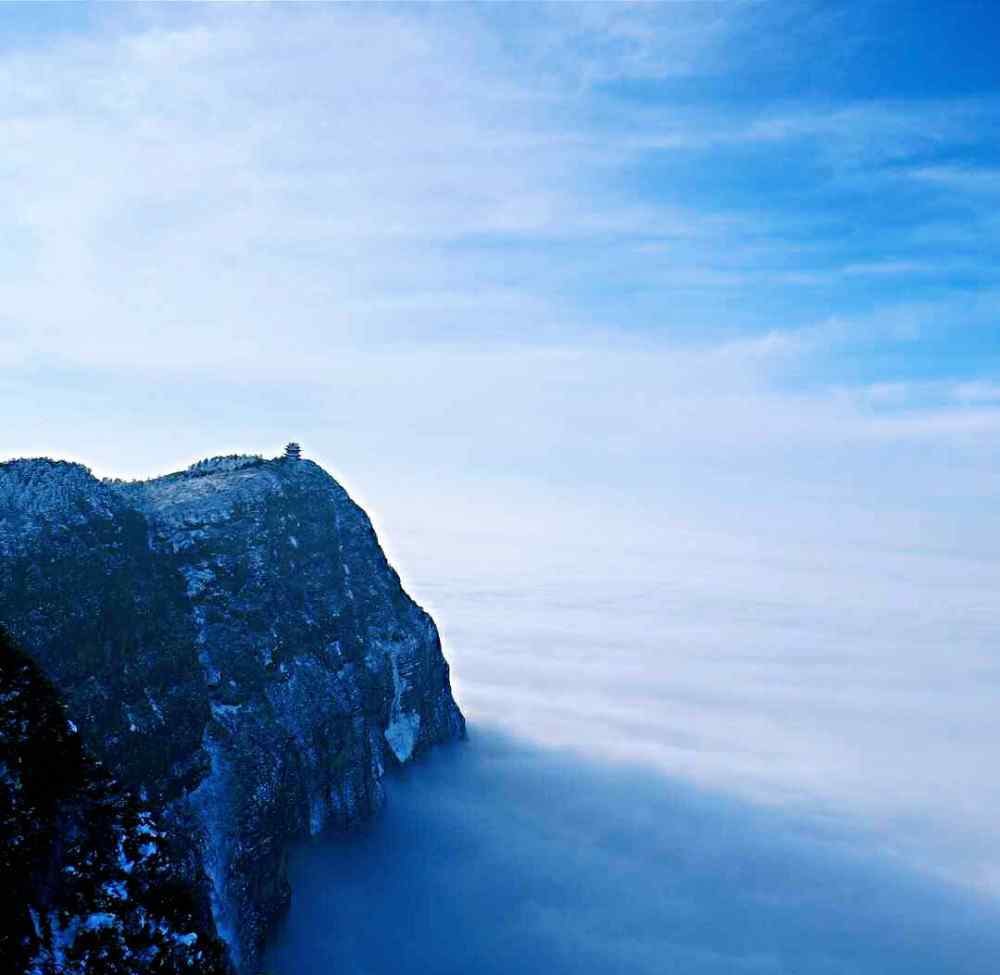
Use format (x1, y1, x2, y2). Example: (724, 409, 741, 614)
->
(953, 380, 1000, 404)
(2, 3, 999, 548)
(906, 165, 1000, 193)
(2, 3, 997, 381)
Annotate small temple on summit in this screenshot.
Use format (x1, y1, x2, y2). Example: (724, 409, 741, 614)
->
(284, 442, 302, 460)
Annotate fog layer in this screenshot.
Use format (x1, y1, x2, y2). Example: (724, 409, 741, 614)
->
(263, 732, 1000, 975)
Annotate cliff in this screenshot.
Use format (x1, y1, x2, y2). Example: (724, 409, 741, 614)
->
(0, 627, 231, 974)
(0, 452, 465, 970)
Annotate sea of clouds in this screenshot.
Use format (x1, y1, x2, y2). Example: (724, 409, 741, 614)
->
(263, 496, 1000, 974)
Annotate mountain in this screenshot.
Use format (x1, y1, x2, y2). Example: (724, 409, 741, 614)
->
(0, 451, 465, 970)
(0, 626, 231, 975)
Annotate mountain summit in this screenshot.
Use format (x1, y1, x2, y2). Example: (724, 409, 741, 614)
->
(0, 452, 465, 970)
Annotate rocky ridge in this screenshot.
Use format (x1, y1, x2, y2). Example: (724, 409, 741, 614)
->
(0, 451, 465, 970)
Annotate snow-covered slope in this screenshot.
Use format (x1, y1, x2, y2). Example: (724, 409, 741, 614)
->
(0, 451, 465, 970)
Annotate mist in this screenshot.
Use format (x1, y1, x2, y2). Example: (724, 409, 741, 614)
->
(263, 731, 1000, 975)
(259, 504, 1000, 974)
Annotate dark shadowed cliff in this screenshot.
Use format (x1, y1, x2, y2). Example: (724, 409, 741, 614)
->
(0, 627, 231, 974)
(0, 452, 465, 971)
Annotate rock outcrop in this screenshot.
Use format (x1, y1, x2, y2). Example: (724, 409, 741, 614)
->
(0, 627, 231, 975)
(0, 452, 465, 970)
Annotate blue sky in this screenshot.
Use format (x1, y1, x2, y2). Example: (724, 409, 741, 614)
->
(1, 2, 998, 567)
(2, 2, 998, 479)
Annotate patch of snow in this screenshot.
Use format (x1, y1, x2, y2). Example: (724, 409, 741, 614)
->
(180, 564, 215, 598)
(103, 880, 128, 901)
(190, 732, 241, 969)
(145, 689, 164, 723)
(210, 702, 242, 715)
(84, 912, 116, 930)
(117, 833, 135, 874)
(383, 653, 421, 763)
(136, 813, 159, 838)
(385, 711, 421, 763)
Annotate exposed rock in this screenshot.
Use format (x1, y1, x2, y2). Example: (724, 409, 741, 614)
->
(0, 627, 231, 975)
(0, 452, 465, 970)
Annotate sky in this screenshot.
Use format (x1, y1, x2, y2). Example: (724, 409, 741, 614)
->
(2, 1, 999, 519)
(4, 3, 1000, 963)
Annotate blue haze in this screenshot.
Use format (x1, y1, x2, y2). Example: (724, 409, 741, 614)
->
(260, 503, 1000, 974)
(264, 733, 1000, 975)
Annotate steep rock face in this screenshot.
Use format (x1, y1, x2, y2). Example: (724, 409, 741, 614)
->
(0, 453, 465, 970)
(0, 459, 208, 799)
(0, 627, 231, 975)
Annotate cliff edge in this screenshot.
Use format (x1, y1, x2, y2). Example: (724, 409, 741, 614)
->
(0, 451, 465, 970)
